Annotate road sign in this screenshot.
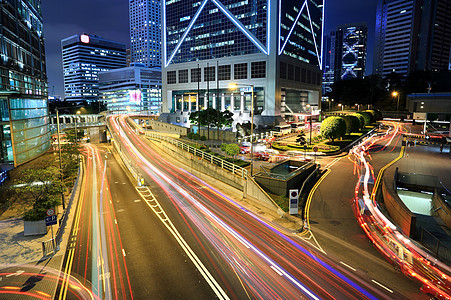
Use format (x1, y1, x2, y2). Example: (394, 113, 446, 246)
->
(289, 189, 299, 215)
(312, 146, 318, 152)
(46, 208, 55, 217)
(45, 215, 57, 226)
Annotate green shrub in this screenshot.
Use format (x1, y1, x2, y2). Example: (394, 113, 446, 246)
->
(355, 111, 372, 126)
(320, 116, 347, 143)
(351, 113, 365, 128)
(200, 135, 207, 141)
(187, 131, 194, 139)
(365, 109, 382, 121)
(220, 143, 228, 151)
(342, 115, 360, 133)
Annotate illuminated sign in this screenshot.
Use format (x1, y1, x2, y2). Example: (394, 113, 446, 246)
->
(129, 90, 142, 103)
(80, 35, 90, 44)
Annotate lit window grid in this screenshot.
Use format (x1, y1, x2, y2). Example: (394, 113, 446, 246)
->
(164, 0, 267, 64)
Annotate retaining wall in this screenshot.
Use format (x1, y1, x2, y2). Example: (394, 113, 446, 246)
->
(381, 177, 416, 237)
(432, 189, 451, 229)
(148, 138, 279, 212)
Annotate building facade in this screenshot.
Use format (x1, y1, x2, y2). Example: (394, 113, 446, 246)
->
(374, 0, 451, 77)
(99, 63, 161, 114)
(129, 0, 161, 67)
(0, 0, 50, 167)
(322, 32, 336, 95)
(334, 23, 367, 80)
(61, 34, 127, 103)
(161, 0, 324, 129)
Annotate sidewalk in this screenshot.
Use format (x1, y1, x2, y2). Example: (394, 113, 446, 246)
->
(0, 163, 84, 298)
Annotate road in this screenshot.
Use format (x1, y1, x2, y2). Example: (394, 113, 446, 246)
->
(107, 115, 403, 299)
(306, 123, 444, 299)
(55, 142, 223, 299)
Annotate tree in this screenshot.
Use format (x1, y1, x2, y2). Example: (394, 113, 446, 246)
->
(320, 116, 347, 144)
(295, 130, 307, 146)
(365, 109, 382, 121)
(15, 167, 64, 221)
(342, 115, 360, 133)
(351, 113, 365, 129)
(225, 144, 240, 160)
(355, 111, 373, 126)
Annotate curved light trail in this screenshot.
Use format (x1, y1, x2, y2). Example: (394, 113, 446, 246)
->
(349, 121, 451, 299)
(107, 114, 392, 299)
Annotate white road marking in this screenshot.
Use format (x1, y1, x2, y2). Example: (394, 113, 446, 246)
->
(122, 249, 126, 257)
(270, 265, 283, 276)
(340, 261, 356, 272)
(371, 280, 393, 293)
(114, 219, 117, 224)
(134, 199, 141, 202)
(6, 270, 24, 277)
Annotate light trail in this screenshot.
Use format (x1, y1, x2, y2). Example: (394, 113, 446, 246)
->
(108, 115, 383, 299)
(349, 122, 451, 299)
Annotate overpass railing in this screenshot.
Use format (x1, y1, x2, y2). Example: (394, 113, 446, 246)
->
(144, 131, 248, 178)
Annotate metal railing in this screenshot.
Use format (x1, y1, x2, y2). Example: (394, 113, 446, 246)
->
(418, 226, 451, 264)
(145, 131, 248, 178)
(42, 161, 83, 256)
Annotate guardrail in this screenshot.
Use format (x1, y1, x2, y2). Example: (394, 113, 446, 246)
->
(144, 131, 248, 178)
(42, 160, 83, 256)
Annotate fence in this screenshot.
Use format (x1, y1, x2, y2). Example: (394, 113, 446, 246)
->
(42, 161, 83, 257)
(145, 131, 248, 178)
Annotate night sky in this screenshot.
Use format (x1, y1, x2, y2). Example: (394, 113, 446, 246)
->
(42, 0, 378, 98)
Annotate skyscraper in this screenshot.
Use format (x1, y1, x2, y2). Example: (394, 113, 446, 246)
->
(161, 0, 324, 128)
(334, 23, 368, 80)
(0, 0, 50, 166)
(322, 32, 336, 95)
(374, 0, 451, 77)
(129, 0, 161, 67)
(61, 34, 127, 103)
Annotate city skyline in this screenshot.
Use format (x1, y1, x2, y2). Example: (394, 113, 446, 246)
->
(42, 0, 378, 98)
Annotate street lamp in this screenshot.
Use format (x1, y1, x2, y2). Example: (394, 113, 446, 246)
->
(306, 104, 313, 145)
(229, 82, 254, 176)
(392, 91, 400, 119)
(338, 103, 344, 111)
(355, 103, 360, 112)
(75, 110, 80, 142)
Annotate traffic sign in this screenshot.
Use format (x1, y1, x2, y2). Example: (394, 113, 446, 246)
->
(312, 146, 318, 152)
(289, 189, 299, 215)
(45, 215, 57, 226)
(46, 208, 55, 217)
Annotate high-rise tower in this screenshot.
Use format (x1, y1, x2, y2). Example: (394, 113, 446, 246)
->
(374, 0, 451, 77)
(129, 0, 161, 67)
(61, 34, 127, 103)
(161, 0, 324, 128)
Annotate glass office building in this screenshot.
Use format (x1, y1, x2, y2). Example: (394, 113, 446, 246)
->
(161, 0, 324, 128)
(62, 34, 127, 103)
(129, 0, 161, 67)
(0, 0, 50, 166)
(99, 64, 161, 114)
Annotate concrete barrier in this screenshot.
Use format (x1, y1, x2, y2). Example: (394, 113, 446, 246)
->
(381, 177, 416, 237)
(148, 138, 279, 212)
(149, 120, 188, 136)
(432, 189, 451, 229)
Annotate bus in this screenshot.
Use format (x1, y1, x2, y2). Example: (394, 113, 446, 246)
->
(274, 124, 292, 137)
(290, 122, 304, 133)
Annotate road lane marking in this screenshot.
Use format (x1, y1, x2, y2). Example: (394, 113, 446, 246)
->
(270, 265, 283, 276)
(371, 280, 393, 293)
(137, 186, 230, 300)
(122, 249, 126, 257)
(114, 219, 117, 224)
(339, 261, 356, 271)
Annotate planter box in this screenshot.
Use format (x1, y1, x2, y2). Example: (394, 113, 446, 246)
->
(24, 220, 48, 236)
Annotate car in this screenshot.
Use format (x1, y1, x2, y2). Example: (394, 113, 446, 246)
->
(240, 146, 250, 154)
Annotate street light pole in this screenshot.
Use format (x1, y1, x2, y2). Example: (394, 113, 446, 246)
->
(56, 108, 65, 210)
(229, 83, 255, 176)
(250, 84, 254, 177)
(392, 91, 400, 119)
